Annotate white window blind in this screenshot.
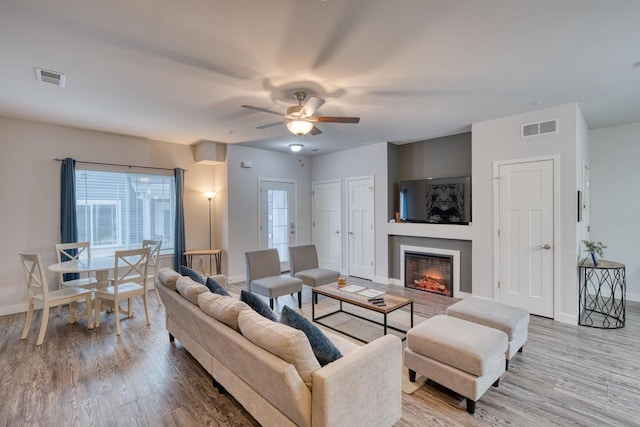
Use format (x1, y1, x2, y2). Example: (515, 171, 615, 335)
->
(75, 169, 175, 257)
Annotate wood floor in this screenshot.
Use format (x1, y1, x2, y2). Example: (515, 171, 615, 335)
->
(1, 279, 639, 426)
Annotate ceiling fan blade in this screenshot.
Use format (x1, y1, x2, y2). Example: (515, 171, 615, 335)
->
(315, 116, 360, 124)
(300, 96, 326, 117)
(310, 125, 322, 135)
(242, 105, 285, 117)
(257, 121, 286, 129)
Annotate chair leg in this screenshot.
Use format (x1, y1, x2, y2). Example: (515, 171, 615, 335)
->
(86, 296, 93, 330)
(69, 301, 77, 324)
(128, 298, 133, 317)
(270, 299, 274, 309)
(298, 291, 302, 308)
(94, 297, 101, 328)
(143, 292, 151, 325)
(21, 301, 34, 340)
(115, 299, 121, 336)
(36, 305, 50, 346)
(408, 369, 416, 382)
(153, 287, 162, 305)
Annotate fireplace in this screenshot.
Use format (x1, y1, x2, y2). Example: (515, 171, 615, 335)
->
(400, 245, 460, 297)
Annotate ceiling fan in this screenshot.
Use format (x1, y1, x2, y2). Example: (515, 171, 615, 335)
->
(242, 91, 360, 136)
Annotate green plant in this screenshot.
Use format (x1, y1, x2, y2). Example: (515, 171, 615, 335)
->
(582, 240, 607, 258)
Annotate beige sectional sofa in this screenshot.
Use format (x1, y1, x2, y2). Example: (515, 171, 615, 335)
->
(156, 268, 403, 427)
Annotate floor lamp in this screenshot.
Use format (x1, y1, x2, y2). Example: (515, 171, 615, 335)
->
(204, 191, 216, 274)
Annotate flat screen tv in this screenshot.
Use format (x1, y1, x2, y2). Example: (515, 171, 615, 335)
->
(399, 176, 471, 224)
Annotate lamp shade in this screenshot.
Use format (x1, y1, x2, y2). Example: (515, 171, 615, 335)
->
(204, 191, 216, 200)
(286, 119, 313, 136)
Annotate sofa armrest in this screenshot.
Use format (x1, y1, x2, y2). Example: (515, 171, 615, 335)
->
(311, 335, 402, 427)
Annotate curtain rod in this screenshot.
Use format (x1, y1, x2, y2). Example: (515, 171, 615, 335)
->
(54, 158, 186, 172)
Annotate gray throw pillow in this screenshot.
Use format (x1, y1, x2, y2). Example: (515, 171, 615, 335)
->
(279, 306, 343, 366)
(240, 290, 278, 321)
(205, 277, 230, 296)
(180, 265, 206, 285)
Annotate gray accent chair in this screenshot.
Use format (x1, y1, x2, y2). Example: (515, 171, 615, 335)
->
(245, 248, 303, 310)
(289, 244, 340, 303)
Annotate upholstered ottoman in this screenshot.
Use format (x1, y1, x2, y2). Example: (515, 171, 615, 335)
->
(404, 315, 507, 414)
(446, 297, 529, 369)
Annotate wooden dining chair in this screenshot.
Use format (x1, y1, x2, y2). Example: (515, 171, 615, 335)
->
(142, 239, 162, 305)
(19, 252, 93, 345)
(55, 242, 100, 288)
(94, 247, 151, 336)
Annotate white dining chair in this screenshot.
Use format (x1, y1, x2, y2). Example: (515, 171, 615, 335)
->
(55, 242, 100, 288)
(19, 252, 93, 345)
(142, 239, 162, 305)
(94, 247, 151, 336)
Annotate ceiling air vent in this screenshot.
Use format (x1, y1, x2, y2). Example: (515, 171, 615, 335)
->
(521, 118, 558, 139)
(35, 67, 66, 87)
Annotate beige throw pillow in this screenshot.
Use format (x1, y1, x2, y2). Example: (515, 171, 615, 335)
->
(238, 309, 320, 389)
(198, 292, 250, 332)
(157, 267, 181, 290)
(176, 277, 209, 305)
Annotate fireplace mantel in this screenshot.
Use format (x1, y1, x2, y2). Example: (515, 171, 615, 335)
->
(386, 222, 473, 241)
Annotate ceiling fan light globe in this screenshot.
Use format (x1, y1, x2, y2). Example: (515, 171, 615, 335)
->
(287, 119, 313, 136)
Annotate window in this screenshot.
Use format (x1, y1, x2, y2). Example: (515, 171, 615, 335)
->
(75, 169, 175, 257)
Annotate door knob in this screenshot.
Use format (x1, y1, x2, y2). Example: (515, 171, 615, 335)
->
(348, 231, 354, 235)
(538, 244, 551, 250)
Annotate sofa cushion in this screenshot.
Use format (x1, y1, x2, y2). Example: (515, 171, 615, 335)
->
(240, 289, 278, 321)
(205, 277, 230, 296)
(157, 267, 181, 291)
(176, 277, 209, 305)
(179, 265, 206, 285)
(238, 309, 320, 389)
(198, 292, 249, 332)
(279, 306, 342, 366)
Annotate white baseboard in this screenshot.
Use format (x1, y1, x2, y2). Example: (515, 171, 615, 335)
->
(0, 302, 28, 316)
(627, 291, 640, 302)
(554, 312, 578, 325)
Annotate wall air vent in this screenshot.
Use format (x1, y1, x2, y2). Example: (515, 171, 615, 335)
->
(35, 67, 66, 87)
(521, 118, 559, 139)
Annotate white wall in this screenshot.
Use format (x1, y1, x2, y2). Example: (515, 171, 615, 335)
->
(226, 145, 311, 282)
(311, 142, 389, 282)
(589, 122, 640, 301)
(0, 117, 218, 315)
(472, 104, 582, 324)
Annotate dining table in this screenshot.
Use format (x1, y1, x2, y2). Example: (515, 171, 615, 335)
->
(48, 256, 123, 324)
(48, 256, 117, 289)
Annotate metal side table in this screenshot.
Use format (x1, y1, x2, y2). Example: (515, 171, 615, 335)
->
(578, 259, 625, 329)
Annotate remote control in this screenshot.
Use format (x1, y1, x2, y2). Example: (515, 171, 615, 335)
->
(368, 297, 384, 302)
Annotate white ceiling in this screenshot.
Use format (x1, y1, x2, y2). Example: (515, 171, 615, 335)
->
(1, 0, 639, 155)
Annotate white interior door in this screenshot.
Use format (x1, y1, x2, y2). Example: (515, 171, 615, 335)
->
(312, 180, 342, 272)
(497, 159, 554, 317)
(347, 177, 374, 280)
(583, 163, 591, 240)
(259, 180, 296, 271)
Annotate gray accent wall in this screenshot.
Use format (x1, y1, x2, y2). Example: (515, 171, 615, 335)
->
(397, 132, 471, 181)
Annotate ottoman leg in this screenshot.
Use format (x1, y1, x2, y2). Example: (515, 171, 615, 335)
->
(518, 346, 524, 353)
(408, 369, 416, 382)
(492, 378, 500, 387)
(506, 359, 509, 370)
(466, 399, 476, 414)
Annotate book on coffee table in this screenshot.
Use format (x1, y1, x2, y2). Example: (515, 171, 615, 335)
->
(358, 289, 386, 298)
(341, 284, 367, 293)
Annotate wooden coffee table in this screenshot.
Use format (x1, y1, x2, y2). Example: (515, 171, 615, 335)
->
(312, 283, 414, 343)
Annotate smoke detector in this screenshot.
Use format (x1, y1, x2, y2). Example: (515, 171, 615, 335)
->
(35, 67, 66, 87)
